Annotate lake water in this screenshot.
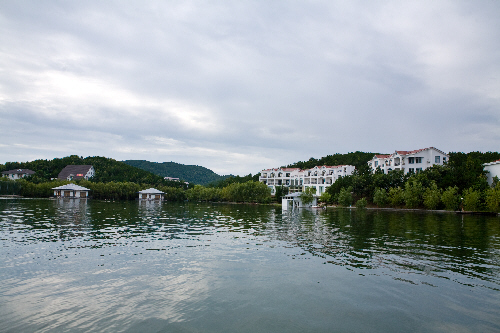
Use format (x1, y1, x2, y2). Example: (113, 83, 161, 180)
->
(1, 198, 499, 332)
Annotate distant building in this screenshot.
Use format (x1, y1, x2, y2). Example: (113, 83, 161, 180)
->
(259, 165, 356, 196)
(52, 184, 90, 198)
(367, 147, 449, 174)
(164, 177, 180, 181)
(58, 165, 95, 181)
(484, 159, 500, 185)
(138, 188, 164, 200)
(2, 169, 35, 180)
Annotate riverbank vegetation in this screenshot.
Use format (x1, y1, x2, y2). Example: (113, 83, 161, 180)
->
(322, 152, 500, 213)
(2, 152, 500, 210)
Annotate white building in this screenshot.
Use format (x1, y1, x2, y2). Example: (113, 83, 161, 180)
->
(302, 165, 356, 195)
(2, 169, 35, 180)
(52, 184, 91, 198)
(138, 188, 164, 200)
(282, 192, 318, 210)
(259, 168, 303, 195)
(484, 159, 500, 185)
(259, 165, 356, 196)
(368, 147, 449, 174)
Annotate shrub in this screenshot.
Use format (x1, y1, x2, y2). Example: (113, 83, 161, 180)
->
(423, 181, 441, 210)
(300, 187, 317, 205)
(373, 187, 388, 207)
(319, 192, 332, 204)
(355, 197, 367, 209)
(404, 179, 424, 209)
(441, 186, 460, 211)
(485, 183, 500, 212)
(462, 188, 481, 212)
(388, 187, 404, 207)
(337, 186, 353, 207)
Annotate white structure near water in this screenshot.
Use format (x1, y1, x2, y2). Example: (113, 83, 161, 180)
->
(484, 159, 500, 185)
(259, 165, 356, 196)
(282, 192, 318, 210)
(2, 169, 35, 180)
(52, 184, 90, 198)
(367, 147, 449, 174)
(138, 188, 165, 200)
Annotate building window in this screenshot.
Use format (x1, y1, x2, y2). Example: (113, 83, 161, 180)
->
(435, 156, 440, 163)
(408, 157, 415, 164)
(409, 168, 414, 173)
(416, 168, 422, 173)
(375, 161, 378, 167)
(443, 157, 447, 163)
(415, 157, 423, 163)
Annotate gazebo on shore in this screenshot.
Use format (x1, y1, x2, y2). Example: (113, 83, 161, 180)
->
(52, 184, 90, 198)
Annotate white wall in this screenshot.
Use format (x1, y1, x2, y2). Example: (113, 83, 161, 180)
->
(485, 163, 500, 185)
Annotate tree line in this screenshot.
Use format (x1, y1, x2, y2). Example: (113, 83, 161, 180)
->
(320, 151, 500, 212)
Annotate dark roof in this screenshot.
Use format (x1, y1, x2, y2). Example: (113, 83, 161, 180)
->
(2, 169, 35, 175)
(57, 165, 93, 180)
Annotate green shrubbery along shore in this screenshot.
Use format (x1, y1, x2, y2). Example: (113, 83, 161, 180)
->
(322, 151, 500, 213)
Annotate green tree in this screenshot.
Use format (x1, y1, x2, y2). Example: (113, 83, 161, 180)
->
(404, 179, 424, 209)
(337, 186, 353, 207)
(485, 182, 500, 212)
(462, 188, 482, 212)
(388, 187, 404, 207)
(441, 186, 460, 211)
(373, 187, 388, 207)
(319, 192, 332, 204)
(355, 197, 367, 208)
(423, 181, 441, 210)
(300, 187, 317, 205)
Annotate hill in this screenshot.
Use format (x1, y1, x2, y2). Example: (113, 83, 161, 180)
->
(123, 160, 229, 185)
(1, 155, 186, 187)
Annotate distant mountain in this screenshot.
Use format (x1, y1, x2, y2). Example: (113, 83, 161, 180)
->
(123, 160, 229, 185)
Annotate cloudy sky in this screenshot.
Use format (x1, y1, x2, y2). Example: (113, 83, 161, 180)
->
(1, 1, 499, 175)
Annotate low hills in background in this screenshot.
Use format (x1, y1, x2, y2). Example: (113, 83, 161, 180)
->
(123, 160, 229, 185)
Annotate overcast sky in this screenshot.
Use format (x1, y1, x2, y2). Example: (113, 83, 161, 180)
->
(1, 1, 499, 175)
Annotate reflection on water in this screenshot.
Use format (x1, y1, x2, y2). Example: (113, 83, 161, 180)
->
(1, 199, 500, 332)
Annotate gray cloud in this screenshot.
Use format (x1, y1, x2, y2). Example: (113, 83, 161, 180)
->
(1, 0, 500, 175)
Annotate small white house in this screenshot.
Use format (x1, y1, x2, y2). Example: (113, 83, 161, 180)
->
(282, 192, 318, 210)
(138, 188, 164, 200)
(2, 169, 35, 180)
(52, 184, 91, 198)
(484, 159, 500, 186)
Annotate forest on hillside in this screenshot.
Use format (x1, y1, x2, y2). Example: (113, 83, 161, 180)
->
(123, 160, 229, 185)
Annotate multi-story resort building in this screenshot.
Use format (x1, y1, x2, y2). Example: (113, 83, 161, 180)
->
(259, 165, 356, 196)
(367, 147, 449, 174)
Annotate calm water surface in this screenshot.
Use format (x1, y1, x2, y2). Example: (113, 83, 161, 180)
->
(1, 198, 499, 332)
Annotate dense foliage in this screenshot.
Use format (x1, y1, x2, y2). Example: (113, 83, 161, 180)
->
(185, 181, 271, 203)
(207, 173, 260, 188)
(287, 151, 375, 173)
(123, 160, 229, 185)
